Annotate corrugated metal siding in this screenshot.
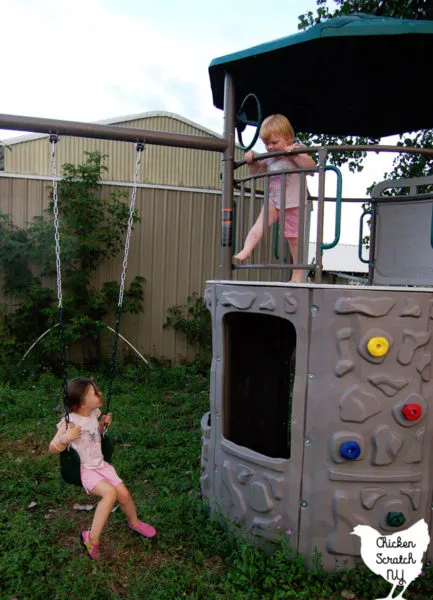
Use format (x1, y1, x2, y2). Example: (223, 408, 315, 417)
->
(0, 175, 287, 362)
(0, 175, 51, 222)
(4, 114, 247, 189)
(0, 111, 286, 363)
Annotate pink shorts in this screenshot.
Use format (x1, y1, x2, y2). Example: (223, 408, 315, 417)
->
(81, 463, 123, 494)
(273, 206, 299, 238)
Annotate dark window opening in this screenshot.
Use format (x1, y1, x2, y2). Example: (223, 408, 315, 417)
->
(223, 312, 296, 459)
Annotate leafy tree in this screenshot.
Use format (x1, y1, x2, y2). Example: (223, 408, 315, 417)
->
(299, 0, 433, 29)
(0, 151, 144, 376)
(297, 0, 433, 182)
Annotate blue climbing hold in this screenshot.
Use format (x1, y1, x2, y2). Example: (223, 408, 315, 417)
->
(340, 440, 361, 460)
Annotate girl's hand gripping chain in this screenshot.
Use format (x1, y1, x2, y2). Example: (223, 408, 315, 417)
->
(60, 424, 81, 445)
(101, 413, 112, 428)
(50, 422, 82, 453)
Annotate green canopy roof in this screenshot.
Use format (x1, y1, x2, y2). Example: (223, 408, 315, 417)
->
(209, 14, 433, 137)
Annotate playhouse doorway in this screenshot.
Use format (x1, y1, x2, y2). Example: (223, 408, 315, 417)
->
(223, 312, 296, 459)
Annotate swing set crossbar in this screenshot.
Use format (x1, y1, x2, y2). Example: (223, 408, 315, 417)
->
(0, 113, 227, 152)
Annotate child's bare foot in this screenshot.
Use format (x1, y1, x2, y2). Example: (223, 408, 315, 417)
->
(289, 272, 303, 284)
(233, 249, 251, 261)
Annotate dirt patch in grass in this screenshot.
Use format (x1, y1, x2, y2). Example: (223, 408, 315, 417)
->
(53, 506, 183, 598)
(54, 506, 164, 560)
(203, 555, 224, 573)
(0, 436, 48, 458)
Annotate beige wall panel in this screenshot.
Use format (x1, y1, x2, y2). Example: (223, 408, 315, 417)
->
(88, 184, 222, 362)
(5, 113, 248, 190)
(10, 178, 29, 226)
(6, 136, 226, 189)
(0, 178, 49, 226)
(27, 179, 51, 223)
(161, 189, 184, 360)
(0, 177, 13, 216)
(135, 187, 157, 359)
(147, 187, 167, 357)
(116, 116, 209, 137)
(1, 132, 276, 363)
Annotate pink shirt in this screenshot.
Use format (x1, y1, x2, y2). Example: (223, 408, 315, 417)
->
(57, 408, 105, 469)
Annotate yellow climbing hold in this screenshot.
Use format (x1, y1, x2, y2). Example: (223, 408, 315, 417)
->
(367, 336, 389, 357)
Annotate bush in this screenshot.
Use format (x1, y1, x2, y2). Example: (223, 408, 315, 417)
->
(0, 152, 145, 380)
(164, 292, 212, 368)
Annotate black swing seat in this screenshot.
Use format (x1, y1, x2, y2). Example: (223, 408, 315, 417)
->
(60, 433, 115, 486)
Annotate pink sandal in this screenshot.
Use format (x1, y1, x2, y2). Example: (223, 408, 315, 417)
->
(127, 520, 157, 539)
(81, 530, 100, 559)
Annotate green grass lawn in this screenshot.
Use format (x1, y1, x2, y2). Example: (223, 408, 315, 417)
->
(0, 363, 432, 600)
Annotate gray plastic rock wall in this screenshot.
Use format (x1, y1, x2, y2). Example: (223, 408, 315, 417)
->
(200, 281, 433, 570)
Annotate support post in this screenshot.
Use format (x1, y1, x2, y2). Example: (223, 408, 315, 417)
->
(221, 72, 236, 280)
(314, 148, 328, 283)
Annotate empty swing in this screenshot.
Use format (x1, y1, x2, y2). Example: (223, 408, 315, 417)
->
(49, 133, 145, 485)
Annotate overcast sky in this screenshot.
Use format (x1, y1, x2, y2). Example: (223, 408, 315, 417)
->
(1, 0, 328, 136)
(1, 0, 396, 244)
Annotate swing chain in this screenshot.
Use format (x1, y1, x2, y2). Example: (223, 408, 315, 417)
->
(50, 134, 63, 309)
(50, 133, 70, 422)
(118, 142, 145, 307)
(51, 136, 144, 420)
(106, 141, 145, 413)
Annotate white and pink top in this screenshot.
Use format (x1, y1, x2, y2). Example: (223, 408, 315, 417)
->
(267, 156, 305, 209)
(57, 408, 105, 469)
(250, 153, 308, 209)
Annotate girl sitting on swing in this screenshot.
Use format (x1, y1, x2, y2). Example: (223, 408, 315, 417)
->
(49, 377, 156, 559)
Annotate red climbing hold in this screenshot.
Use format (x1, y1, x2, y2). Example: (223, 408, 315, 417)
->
(402, 403, 422, 421)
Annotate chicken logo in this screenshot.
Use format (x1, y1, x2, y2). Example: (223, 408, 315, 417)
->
(351, 519, 430, 599)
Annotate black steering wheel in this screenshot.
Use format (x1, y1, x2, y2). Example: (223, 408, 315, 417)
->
(235, 93, 263, 152)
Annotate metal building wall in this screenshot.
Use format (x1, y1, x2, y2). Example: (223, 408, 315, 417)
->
(0, 111, 290, 362)
(99, 183, 223, 361)
(0, 174, 285, 362)
(3, 112, 247, 189)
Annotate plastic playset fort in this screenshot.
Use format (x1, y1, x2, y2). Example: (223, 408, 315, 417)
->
(1, 12, 433, 571)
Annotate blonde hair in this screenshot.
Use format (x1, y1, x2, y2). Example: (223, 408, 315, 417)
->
(260, 114, 294, 144)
